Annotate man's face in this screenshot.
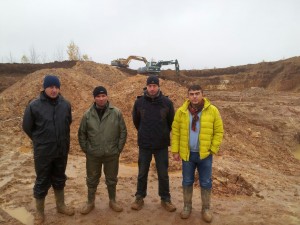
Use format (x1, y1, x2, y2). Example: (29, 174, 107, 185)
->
(188, 89, 203, 105)
(44, 86, 60, 99)
(94, 94, 108, 108)
(146, 84, 159, 96)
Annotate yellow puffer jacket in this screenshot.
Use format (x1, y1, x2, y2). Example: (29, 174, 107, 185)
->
(171, 98, 224, 161)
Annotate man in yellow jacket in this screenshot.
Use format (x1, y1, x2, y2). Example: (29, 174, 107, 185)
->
(171, 84, 223, 223)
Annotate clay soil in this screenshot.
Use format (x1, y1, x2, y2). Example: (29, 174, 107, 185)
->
(0, 60, 299, 225)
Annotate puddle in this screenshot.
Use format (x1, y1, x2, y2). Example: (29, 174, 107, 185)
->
(2, 207, 33, 225)
(292, 144, 300, 160)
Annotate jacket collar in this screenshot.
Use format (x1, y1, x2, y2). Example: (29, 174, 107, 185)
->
(90, 101, 113, 120)
(40, 91, 62, 103)
(144, 90, 162, 102)
(180, 98, 211, 113)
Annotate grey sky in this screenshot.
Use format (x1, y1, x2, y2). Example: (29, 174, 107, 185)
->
(1, 0, 299, 69)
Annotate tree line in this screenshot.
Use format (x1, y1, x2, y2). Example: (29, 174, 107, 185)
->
(3, 41, 91, 64)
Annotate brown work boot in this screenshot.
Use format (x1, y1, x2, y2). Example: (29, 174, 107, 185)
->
(109, 200, 123, 212)
(34, 198, 45, 225)
(54, 189, 75, 216)
(161, 200, 176, 212)
(131, 196, 144, 211)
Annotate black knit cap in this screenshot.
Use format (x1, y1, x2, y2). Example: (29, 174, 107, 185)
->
(146, 75, 159, 86)
(43, 75, 60, 89)
(93, 86, 107, 97)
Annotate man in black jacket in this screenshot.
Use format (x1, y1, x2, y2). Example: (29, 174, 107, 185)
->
(131, 75, 176, 212)
(22, 75, 74, 224)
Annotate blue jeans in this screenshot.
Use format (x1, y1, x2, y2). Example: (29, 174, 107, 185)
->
(182, 152, 212, 189)
(135, 148, 171, 201)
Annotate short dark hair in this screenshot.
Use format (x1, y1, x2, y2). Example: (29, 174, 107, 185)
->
(188, 84, 203, 92)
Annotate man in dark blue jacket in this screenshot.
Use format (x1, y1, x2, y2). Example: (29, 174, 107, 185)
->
(23, 75, 74, 224)
(131, 75, 176, 212)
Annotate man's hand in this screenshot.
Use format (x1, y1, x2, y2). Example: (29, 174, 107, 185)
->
(173, 153, 180, 161)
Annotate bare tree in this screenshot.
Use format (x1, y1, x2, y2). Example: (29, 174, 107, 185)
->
(66, 41, 92, 61)
(21, 55, 30, 63)
(82, 54, 91, 61)
(40, 52, 48, 63)
(66, 41, 80, 60)
(54, 45, 65, 62)
(7, 52, 15, 63)
(29, 46, 39, 64)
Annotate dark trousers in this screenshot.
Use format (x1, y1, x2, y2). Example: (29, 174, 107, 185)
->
(135, 148, 171, 201)
(34, 155, 68, 199)
(86, 154, 119, 199)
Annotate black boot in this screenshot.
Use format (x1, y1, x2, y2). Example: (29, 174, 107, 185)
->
(80, 188, 96, 215)
(34, 198, 45, 225)
(107, 185, 123, 212)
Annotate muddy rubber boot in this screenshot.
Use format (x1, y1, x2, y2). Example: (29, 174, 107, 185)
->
(107, 185, 123, 212)
(80, 188, 96, 215)
(201, 188, 213, 223)
(180, 185, 193, 219)
(34, 198, 45, 225)
(54, 189, 75, 216)
(131, 196, 144, 211)
(109, 200, 123, 212)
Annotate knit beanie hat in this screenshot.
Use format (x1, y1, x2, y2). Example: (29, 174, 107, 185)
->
(146, 75, 159, 86)
(43, 75, 61, 89)
(93, 86, 107, 97)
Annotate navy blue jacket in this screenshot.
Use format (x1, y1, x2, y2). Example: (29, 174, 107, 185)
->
(22, 92, 72, 157)
(132, 91, 174, 150)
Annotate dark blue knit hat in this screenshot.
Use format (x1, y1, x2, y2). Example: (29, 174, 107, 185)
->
(43, 75, 61, 89)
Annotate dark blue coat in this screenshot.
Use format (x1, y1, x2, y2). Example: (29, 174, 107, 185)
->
(22, 92, 72, 157)
(132, 91, 174, 150)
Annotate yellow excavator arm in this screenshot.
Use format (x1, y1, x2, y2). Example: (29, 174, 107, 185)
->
(111, 55, 148, 68)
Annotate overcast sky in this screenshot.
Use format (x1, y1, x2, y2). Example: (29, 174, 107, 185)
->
(1, 0, 299, 69)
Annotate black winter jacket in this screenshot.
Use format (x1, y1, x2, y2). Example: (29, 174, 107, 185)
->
(132, 91, 174, 149)
(22, 92, 72, 157)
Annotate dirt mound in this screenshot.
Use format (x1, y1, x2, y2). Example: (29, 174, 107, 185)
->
(109, 75, 187, 167)
(0, 61, 128, 158)
(2, 56, 300, 94)
(0, 61, 77, 93)
(0, 61, 300, 224)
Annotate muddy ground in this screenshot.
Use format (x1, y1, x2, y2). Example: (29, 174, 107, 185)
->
(0, 60, 299, 225)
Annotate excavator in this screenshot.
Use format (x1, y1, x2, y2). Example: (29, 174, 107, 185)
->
(111, 55, 148, 68)
(137, 59, 180, 75)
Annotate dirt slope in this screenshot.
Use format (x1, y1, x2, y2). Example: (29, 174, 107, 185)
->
(162, 56, 300, 92)
(0, 61, 77, 93)
(0, 61, 299, 225)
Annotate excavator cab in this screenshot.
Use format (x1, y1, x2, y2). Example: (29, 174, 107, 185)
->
(137, 59, 180, 75)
